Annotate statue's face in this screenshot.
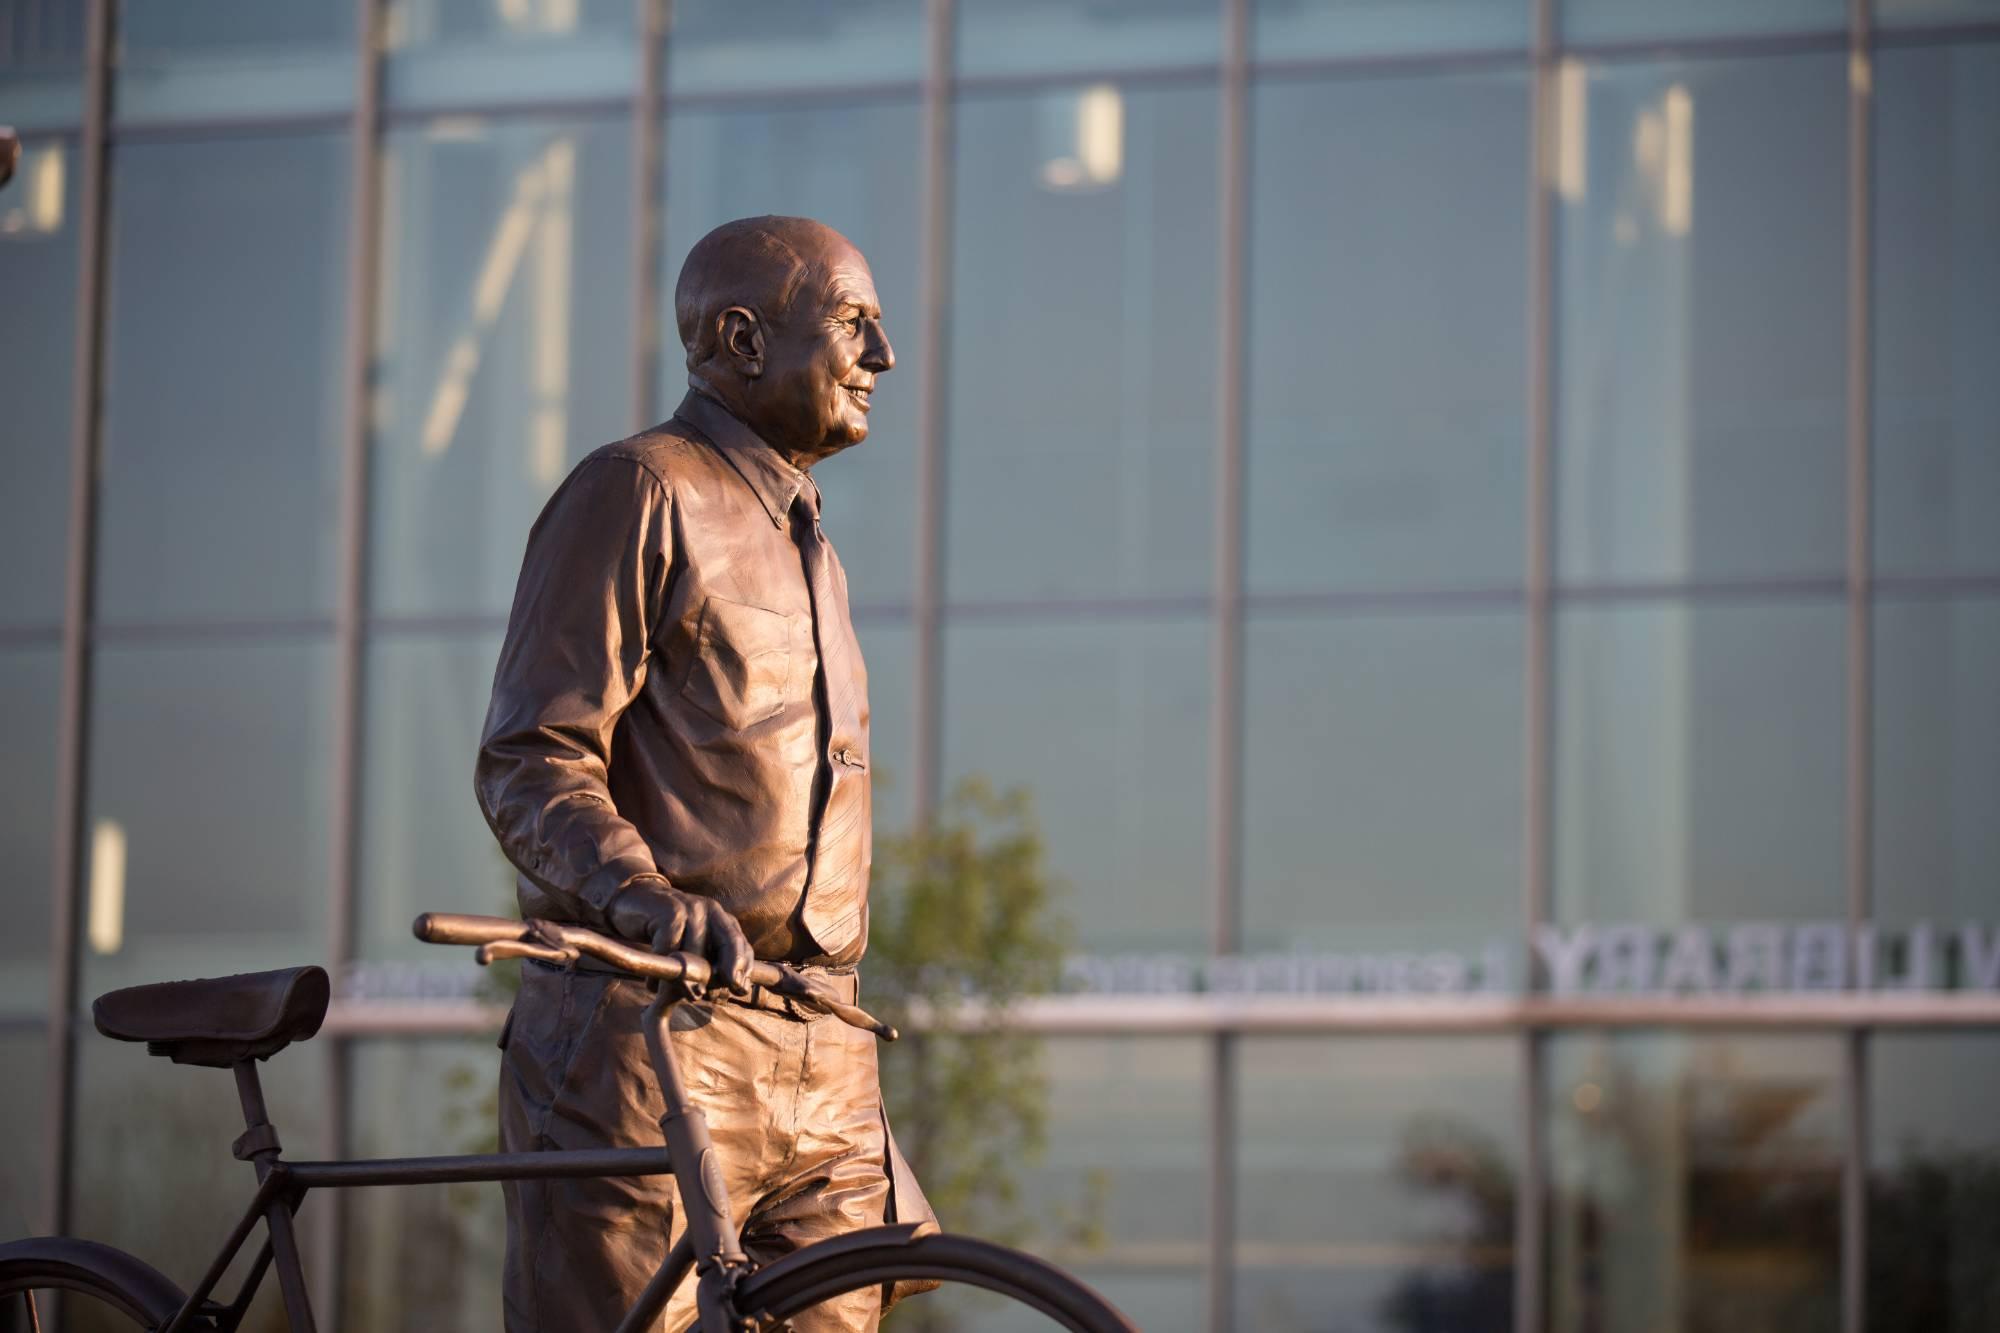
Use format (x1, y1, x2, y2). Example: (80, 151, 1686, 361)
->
(758, 242, 893, 464)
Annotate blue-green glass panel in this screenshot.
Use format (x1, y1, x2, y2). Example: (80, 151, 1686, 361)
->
(668, 0, 925, 96)
(0, 134, 76, 628)
(1248, 71, 1528, 596)
(115, 0, 355, 123)
(385, 0, 635, 110)
(1556, 54, 1847, 584)
(1873, 43, 2000, 579)
(957, 0, 1221, 79)
(1254, 0, 1529, 59)
(948, 83, 1218, 603)
(99, 133, 351, 624)
(371, 115, 632, 619)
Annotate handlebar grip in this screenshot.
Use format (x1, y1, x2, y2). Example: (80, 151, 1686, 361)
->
(412, 912, 528, 946)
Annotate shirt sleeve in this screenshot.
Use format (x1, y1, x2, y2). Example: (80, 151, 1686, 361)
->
(474, 454, 674, 928)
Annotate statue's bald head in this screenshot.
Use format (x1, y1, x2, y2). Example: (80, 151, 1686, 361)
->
(675, 215, 854, 372)
(672, 215, 894, 466)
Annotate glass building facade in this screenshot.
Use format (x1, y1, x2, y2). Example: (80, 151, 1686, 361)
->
(3, 1, 1998, 1330)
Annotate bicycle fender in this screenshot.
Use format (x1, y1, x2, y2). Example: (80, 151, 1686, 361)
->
(0, 1235, 193, 1322)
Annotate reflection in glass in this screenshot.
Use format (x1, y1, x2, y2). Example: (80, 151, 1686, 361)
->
(1556, 55, 1847, 584)
(948, 85, 1217, 604)
(1237, 1037, 1518, 1332)
(1547, 1033, 1843, 1333)
(385, 0, 633, 109)
(1248, 72, 1527, 596)
(345, 1038, 507, 1331)
(1872, 43, 2000, 578)
(73, 1032, 326, 1330)
(926, 1037, 1209, 1331)
(372, 116, 631, 620)
(956, 0, 1220, 79)
(115, 0, 354, 123)
(662, 101, 923, 606)
(941, 618, 1209, 954)
(0, 135, 75, 628)
(0, 0, 85, 125)
(1869, 1035, 2000, 1333)
(1873, 598, 1999, 927)
(1242, 612, 1523, 955)
(1253, 0, 1528, 60)
(81, 640, 333, 996)
(359, 632, 507, 963)
(0, 648, 59, 1015)
(100, 133, 350, 625)
(0, 1027, 45, 1234)
(1560, 0, 1844, 41)
(1555, 601, 1845, 925)
(667, 0, 924, 96)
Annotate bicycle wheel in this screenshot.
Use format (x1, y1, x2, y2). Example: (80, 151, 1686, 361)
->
(725, 1229, 1138, 1332)
(0, 1238, 198, 1332)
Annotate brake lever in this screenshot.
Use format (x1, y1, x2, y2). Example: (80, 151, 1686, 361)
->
(767, 968, 900, 1042)
(476, 938, 580, 967)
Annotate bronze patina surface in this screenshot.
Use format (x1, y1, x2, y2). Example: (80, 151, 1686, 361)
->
(477, 216, 932, 1331)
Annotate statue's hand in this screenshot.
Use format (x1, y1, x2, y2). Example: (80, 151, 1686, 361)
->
(607, 875, 753, 995)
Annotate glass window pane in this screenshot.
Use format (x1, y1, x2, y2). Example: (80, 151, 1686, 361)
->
(1873, 596, 1999, 927)
(1873, 0, 2000, 25)
(0, 1026, 46, 1234)
(1555, 601, 1846, 929)
(1238, 1037, 1519, 1332)
(1253, 0, 1529, 60)
(1546, 1033, 1843, 1333)
(661, 100, 923, 608)
(80, 639, 333, 997)
(919, 1036, 1210, 1330)
(1870, 1034, 2000, 1333)
(857, 619, 918, 833)
(1243, 612, 1524, 957)
(0, 135, 76, 629)
(345, 1037, 507, 1331)
(0, 1, 85, 126)
(99, 133, 350, 625)
(1556, 55, 1847, 585)
(385, 0, 634, 110)
(956, 0, 1221, 79)
(941, 618, 1210, 954)
(115, 0, 355, 123)
(1872, 44, 2000, 579)
(666, 0, 925, 96)
(359, 632, 507, 964)
(1560, 0, 1844, 42)
(1248, 72, 1528, 596)
(74, 1033, 327, 1329)
(0, 647, 60, 1014)
(371, 116, 632, 620)
(948, 84, 1218, 604)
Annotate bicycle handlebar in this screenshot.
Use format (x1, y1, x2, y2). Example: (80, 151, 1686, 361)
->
(411, 912, 898, 1041)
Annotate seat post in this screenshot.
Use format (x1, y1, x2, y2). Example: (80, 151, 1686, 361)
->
(231, 1059, 320, 1333)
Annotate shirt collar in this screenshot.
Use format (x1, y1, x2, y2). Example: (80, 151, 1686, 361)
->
(673, 389, 819, 530)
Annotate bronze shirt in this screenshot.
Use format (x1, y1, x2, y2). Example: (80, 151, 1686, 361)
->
(475, 390, 872, 965)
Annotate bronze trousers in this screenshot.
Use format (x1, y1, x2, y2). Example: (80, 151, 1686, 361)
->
(499, 964, 929, 1332)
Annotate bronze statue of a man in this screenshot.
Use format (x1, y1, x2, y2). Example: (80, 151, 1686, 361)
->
(476, 215, 933, 1331)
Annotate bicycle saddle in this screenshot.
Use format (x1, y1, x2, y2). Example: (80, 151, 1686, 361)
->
(93, 966, 330, 1068)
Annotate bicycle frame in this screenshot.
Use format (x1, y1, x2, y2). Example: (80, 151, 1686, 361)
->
(167, 983, 749, 1333)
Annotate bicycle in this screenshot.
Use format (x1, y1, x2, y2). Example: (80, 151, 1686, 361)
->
(0, 912, 1139, 1332)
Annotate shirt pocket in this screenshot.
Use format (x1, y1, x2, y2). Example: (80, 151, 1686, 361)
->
(680, 594, 799, 729)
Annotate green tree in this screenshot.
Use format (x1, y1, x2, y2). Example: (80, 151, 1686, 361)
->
(864, 779, 1070, 1246)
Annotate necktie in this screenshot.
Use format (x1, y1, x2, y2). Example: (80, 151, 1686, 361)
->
(793, 486, 869, 957)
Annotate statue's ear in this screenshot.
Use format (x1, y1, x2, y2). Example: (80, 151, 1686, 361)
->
(718, 306, 764, 378)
